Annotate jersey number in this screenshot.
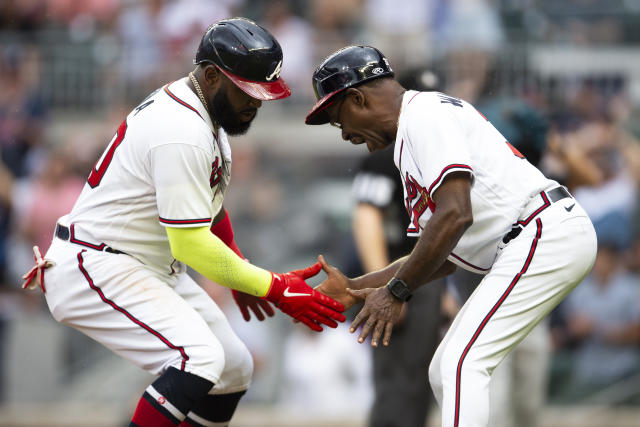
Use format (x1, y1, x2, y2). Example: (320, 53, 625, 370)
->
(88, 120, 127, 188)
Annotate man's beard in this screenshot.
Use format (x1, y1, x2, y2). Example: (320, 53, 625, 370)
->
(211, 88, 256, 136)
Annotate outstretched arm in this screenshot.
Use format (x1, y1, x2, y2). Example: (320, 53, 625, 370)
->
(349, 172, 472, 346)
(210, 208, 275, 322)
(315, 255, 407, 311)
(166, 226, 345, 331)
(316, 254, 456, 311)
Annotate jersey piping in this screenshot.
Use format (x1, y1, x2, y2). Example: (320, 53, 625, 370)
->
(449, 253, 491, 272)
(159, 217, 212, 225)
(428, 164, 474, 196)
(70, 224, 110, 251)
(163, 82, 219, 143)
(164, 84, 203, 119)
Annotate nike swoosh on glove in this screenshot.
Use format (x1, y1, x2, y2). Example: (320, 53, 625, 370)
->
(265, 262, 346, 332)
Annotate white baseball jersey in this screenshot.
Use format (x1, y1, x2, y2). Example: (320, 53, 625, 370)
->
(39, 78, 253, 397)
(395, 90, 598, 427)
(394, 90, 556, 273)
(61, 78, 231, 276)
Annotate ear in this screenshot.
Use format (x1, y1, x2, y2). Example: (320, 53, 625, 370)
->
(345, 87, 365, 108)
(202, 65, 222, 89)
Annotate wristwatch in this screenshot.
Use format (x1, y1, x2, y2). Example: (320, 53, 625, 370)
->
(386, 278, 413, 302)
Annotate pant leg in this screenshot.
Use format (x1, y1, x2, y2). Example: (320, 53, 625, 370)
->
(429, 283, 477, 409)
(173, 274, 253, 395)
(44, 238, 225, 384)
(369, 279, 444, 427)
(430, 205, 596, 427)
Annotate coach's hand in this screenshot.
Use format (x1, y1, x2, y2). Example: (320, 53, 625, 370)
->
(315, 255, 358, 311)
(348, 286, 404, 347)
(231, 290, 275, 321)
(265, 262, 346, 332)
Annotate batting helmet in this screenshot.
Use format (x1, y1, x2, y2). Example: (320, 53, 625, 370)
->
(195, 17, 290, 101)
(305, 45, 394, 125)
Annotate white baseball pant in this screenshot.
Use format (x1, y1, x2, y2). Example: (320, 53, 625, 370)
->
(43, 236, 253, 394)
(429, 196, 597, 427)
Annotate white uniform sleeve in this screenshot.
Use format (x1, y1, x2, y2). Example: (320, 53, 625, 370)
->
(407, 97, 474, 198)
(150, 142, 214, 227)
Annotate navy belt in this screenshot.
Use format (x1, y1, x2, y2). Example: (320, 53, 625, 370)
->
(502, 187, 572, 245)
(55, 223, 125, 254)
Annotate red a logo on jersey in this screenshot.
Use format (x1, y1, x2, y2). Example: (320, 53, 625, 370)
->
(210, 157, 222, 187)
(404, 173, 434, 234)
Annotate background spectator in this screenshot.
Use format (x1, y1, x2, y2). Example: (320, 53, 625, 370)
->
(557, 240, 640, 400)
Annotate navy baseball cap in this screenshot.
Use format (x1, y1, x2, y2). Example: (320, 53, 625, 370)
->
(305, 46, 394, 125)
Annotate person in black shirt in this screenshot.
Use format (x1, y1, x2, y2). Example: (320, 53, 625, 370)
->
(351, 69, 445, 427)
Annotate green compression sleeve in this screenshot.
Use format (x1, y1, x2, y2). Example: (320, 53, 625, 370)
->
(166, 226, 272, 296)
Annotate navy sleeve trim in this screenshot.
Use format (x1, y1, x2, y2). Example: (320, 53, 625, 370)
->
(428, 164, 473, 195)
(159, 217, 212, 225)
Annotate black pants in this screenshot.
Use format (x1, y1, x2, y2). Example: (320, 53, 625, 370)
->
(369, 278, 444, 427)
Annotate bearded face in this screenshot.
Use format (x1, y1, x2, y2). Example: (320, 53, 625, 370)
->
(211, 84, 258, 136)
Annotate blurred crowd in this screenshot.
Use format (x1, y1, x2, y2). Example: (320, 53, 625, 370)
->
(0, 0, 640, 422)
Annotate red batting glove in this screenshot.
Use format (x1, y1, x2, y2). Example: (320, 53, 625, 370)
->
(232, 289, 275, 321)
(265, 262, 346, 332)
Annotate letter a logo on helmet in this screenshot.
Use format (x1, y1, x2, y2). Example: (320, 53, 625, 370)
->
(194, 18, 291, 100)
(266, 60, 282, 81)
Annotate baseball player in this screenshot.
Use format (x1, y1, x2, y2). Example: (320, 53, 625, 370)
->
(21, 18, 345, 427)
(308, 46, 597, 427)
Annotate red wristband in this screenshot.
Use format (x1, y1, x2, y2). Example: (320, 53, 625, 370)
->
(210, 209, 244, 258)
(264, 272, 285, 303)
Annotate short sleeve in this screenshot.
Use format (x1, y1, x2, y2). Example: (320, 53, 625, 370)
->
(407, 96, 474, 198)
(150, 143, 214, 227)
(352, 145, 399, 207)
(352, 172, 395, 207)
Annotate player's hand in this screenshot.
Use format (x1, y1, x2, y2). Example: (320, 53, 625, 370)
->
(265, 262, 346, 332)
(315, 255, 358, 311)
(348, 286, 404, 347)
(231, 289, 275, 321)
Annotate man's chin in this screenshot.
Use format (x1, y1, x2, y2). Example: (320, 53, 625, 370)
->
(221, 120, 252, 136)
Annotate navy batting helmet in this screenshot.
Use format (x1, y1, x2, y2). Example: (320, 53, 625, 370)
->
(305, 46, 394, 125)
(195, 17, 290, 100)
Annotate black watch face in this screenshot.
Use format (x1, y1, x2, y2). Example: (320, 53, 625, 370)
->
(388, 279, 411, 301)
